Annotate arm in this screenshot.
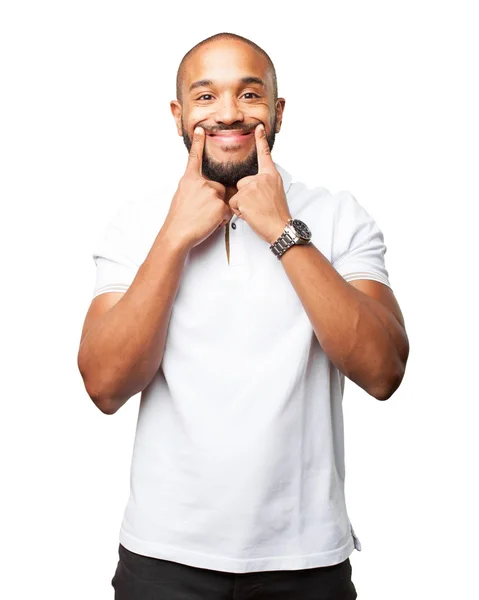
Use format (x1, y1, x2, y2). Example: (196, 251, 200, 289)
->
(229, 124, 408, 400)
(78, 127, 231, 415)
(77, 227, 189, 415)
(270, 237, 409, 400)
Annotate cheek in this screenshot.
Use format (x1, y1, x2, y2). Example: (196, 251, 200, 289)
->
(187, 107, 213, 129)
(255, 108, 275, 132)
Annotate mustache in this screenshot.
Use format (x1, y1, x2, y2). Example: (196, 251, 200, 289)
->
(201, 124, 262, 135)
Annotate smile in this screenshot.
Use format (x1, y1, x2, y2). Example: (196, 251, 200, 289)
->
(207, 131, 254, 144)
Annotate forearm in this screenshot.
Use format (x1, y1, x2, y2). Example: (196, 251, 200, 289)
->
(79, 227, 189, 413)
(279, 242, 406, 398)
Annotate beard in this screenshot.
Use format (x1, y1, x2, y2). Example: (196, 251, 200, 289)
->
(181, 116, 277, 187)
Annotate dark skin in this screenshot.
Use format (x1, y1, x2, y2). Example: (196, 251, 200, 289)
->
(170, 39, 409, 399)
(170, 39, 285, 206)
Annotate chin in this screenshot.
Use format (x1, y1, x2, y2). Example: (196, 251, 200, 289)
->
(201, 153, 259, 187)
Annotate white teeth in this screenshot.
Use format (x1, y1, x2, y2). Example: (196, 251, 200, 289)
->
(207, 131, 253, 138)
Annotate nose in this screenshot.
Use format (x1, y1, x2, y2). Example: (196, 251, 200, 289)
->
(213, 94, 244, 126)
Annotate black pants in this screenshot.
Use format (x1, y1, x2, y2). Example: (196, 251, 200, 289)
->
(112, 543, 358, 599)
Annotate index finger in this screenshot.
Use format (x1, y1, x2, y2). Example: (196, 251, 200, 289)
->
(255, 123, 276, 174)
(186, 126, 205, 176)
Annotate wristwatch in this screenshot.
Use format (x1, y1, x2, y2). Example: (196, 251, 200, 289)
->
(270, 218, 312, 259)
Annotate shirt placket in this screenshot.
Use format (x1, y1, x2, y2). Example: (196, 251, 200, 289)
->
(225, 214, 247, 278)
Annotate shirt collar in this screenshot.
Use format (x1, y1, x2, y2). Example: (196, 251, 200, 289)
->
(274, 162, 293, 196)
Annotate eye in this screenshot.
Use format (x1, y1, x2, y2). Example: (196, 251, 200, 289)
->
(196, 92, 260, 102)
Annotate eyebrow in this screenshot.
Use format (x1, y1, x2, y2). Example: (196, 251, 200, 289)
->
(189, 76, 266, 93)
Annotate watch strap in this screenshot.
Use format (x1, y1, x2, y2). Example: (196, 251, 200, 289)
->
(270, 219, 298, 259)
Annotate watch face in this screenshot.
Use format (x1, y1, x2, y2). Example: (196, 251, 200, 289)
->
(292, 219, 312, 240)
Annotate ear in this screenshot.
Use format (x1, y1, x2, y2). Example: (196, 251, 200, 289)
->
(274, 98, 286, 133)
(170, 100, 183, 136)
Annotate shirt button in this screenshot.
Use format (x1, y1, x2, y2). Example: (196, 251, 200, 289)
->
(231, 222, 237, 229)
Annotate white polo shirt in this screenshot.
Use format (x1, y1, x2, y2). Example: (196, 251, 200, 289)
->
(91, 163, 391, 573)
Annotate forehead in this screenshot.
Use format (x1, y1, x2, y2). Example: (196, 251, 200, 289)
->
(183, 40, 272, 92)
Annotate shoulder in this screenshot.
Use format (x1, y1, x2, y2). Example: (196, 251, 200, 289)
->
(282, 174, 386, 265)
(95, 185, 175, 265)
(332, 190, 374, 220)
(287, 176, 334, 213)
(279, 164, 375, 226)
(331, 190, 385, 246)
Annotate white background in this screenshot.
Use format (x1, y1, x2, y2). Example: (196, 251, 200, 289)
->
(1, 1, 478, 598)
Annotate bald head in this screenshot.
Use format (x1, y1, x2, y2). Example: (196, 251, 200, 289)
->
(176, 32, 278, 104)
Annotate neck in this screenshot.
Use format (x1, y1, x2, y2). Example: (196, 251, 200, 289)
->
(225, 186, 238, 203)
(223, 186, 237, 223)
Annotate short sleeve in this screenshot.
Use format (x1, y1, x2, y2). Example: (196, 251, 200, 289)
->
(332, 191, 391, 289)
(91, 200, 140, 299)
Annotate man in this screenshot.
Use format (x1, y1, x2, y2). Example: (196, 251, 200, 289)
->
(78, 32, 409, 599)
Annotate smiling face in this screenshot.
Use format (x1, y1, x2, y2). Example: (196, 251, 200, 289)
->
(171, 39, 285, 187)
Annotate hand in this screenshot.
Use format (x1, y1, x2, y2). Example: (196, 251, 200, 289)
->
(229, 124, 292, 244)
(162, 127, 233, 251)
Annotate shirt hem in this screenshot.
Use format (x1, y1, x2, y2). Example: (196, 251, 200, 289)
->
(118, 527, 358, 574)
